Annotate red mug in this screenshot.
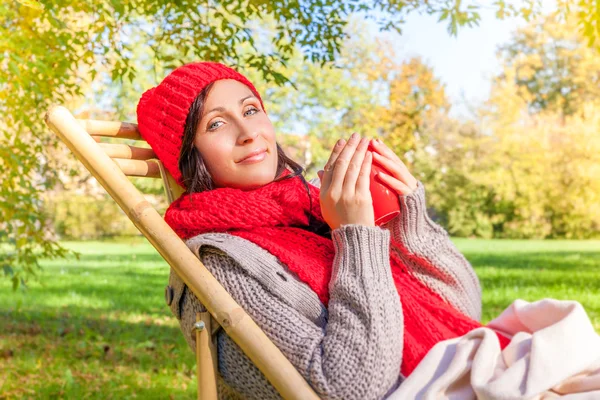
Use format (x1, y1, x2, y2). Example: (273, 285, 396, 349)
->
(369, 149, 400, 226)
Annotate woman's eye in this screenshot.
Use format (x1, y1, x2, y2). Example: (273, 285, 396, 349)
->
(244, 107, 258, 117)
(208, 120, 223, 131)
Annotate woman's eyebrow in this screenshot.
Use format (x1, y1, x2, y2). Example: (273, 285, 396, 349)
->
(206, 106, 226, 115)
(205, 95, 256, 116)
(239, 94, 256, 104)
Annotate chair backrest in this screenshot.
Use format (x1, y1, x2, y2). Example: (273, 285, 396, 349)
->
(76, 119, 185, 204)
(45, 105, 319, 400)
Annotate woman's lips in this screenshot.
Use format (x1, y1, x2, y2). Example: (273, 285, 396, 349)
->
(238, 149, 267, 164)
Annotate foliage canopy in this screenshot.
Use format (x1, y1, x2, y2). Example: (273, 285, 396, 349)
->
(1, 0, 599, 287)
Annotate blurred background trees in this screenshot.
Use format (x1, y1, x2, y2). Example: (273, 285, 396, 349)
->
(454, 13, 600, 239)
(1, 0, 599, 288)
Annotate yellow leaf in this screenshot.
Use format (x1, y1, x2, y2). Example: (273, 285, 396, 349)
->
(15, 0, 44, 10)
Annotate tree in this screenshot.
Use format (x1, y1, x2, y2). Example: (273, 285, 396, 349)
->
(376, 55, 450, 157)
(311, 35, 450, 167)
(450, 13, 600, 239)
(498, 12, 600, 119)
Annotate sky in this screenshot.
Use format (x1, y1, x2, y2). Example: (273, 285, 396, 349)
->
(382, 3, 556, 118)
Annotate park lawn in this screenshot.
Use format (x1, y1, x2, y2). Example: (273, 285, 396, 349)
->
(0, 239, 196, 399)
(1, 238, 599, 399)
(454, 238, 600, 326)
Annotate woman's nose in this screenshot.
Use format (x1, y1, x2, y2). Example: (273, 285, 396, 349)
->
(237, 126, 260, 145)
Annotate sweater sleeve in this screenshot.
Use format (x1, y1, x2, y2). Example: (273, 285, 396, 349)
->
(174, 225, 403, 400)
(382, 182, 482, 321)
(309, 176, 481, 320)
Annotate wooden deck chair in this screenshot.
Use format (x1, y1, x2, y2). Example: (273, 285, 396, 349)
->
(44, 105, 319, 400)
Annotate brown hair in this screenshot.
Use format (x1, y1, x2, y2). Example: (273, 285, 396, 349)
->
(178, 83, 330, 237)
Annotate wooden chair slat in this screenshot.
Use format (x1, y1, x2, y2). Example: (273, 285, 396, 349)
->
(113, 158, 161, 178)
(100, 143, 156, 160)
(196, 312, 218, 399)
(78, 119, 142, 140)
(157, 161, 186, 203)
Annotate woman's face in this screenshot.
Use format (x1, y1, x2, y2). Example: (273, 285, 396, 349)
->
(194, 79, 278, 190)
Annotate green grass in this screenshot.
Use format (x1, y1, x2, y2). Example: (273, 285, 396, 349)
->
(1, 238, 599, 398)
(0, 239, 195, 399)
(454, 238, 600, 328)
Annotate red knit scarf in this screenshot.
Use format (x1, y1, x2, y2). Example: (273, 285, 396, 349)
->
(165, 173, 509, 376)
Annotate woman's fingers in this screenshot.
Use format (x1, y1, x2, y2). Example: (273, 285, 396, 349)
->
(372, 151, 413, 184)
(318, 133, 376, 229)
(376, 170, 413, 196)
(328, 133, 362, 195)
(356, 151, 373, 195)
(371, 140, 418, 192)
(320, 138, 346, 192)
(371, 138, 402, 163)
(343, 137, 370, 194)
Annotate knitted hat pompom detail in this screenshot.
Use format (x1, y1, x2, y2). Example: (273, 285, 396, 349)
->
(136, 62, 265, 187)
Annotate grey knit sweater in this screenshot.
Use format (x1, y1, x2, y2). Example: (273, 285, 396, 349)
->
(165, 181, 481, 399)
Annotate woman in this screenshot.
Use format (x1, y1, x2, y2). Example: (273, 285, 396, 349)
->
(136, 62, 501, 399)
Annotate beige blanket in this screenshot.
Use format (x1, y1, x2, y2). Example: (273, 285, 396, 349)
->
(389, 299, 600, 399)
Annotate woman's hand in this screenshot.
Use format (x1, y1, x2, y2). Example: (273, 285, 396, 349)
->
(369, 138, 418, 196)
(318, 133, 375, 230)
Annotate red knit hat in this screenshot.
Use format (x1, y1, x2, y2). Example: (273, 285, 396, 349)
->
(136, 62, 265, 187)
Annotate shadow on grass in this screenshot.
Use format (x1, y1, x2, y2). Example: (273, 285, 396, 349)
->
(0, 308, 195, 398)
(0, 245, 199, 398)
(0, 308, 187, 363)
